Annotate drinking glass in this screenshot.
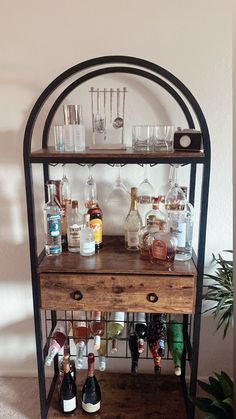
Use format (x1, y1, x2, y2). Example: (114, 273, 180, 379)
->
(54, 125, 64, 152)
(106, 165, 129, 204)
(137, 165, 155, 224)
(84, 165, 97, 208)
(165, 165, 186, 210)
(132, 126, 153, 151)
(149, 125, 176, 152)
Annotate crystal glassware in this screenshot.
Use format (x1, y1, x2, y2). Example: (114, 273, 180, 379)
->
(84, 165, 97, 209)
(106, 164, 129, 204)
(149, 125, 176, 152)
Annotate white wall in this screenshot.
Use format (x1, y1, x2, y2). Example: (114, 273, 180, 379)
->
(0, 0, 232, 377)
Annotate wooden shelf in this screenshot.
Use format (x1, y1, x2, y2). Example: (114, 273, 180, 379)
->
(48, 372, 187, 418)
(38, 236, 197, 276)
(30, 146, 205, 164)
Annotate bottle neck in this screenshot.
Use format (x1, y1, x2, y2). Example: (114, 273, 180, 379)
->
(130, 196, 138, 211)
(87, 353, 95, 378)
(47, 185, 56, 203)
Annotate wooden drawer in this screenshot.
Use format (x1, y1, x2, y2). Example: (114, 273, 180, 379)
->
(40, 273, 195, 314)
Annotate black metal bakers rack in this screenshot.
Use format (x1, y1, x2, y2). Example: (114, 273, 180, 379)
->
(23, 55, 211, 419)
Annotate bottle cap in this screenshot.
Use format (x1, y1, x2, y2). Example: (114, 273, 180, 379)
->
(99, 356, 106, 372)
(175, 366, 181, 376)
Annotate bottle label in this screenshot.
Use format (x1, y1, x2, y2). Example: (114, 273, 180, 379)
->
(152, 240, 167, 260)
(127, 231, 139, 247)
(68, 224, 82, 246)
(90, 219, 102, 245)
(82, 401, 100, 413)
(47, 214, 61, 237)
(171, 220, 186, 247)
(82, 241, 95, 254)
(63, 396, 76, 412)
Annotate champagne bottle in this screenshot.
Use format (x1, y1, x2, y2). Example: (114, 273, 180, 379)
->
(124, 187, 142, 251)
(128, 324, 140, 375)
(73, 311, 91, 369)
(108, 312, 125, 353)
(81, 353, 101, 414)
(167, 320, 184, 376)
(90, 311, 105, 351)
(45, 321, 71, 366)
(59, 337, 76, 380)
(59, 354, 77, 413)
(134, 312, 147, 354)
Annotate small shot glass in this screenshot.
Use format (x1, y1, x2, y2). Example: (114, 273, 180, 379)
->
(132, 126, 153, 151)
(54, 125, 65, 152)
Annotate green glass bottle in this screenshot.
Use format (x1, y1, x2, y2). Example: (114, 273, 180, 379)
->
(167, 320, 184, 376)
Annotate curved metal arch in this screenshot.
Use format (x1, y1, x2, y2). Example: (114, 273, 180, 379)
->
(23, 55, 211, 162)
(42, 66, 195, 148)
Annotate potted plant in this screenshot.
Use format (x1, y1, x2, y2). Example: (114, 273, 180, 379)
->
(194, 251, 233, 418)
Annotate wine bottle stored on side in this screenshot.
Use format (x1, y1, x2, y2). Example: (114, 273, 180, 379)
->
(73, 311, 91, 369)
(108, 312, 125, 354)
(147, 313, 167, 374)
(59, 354, 77, 414)
(45, 321, 71, 366)
(98, 341, 107, 372)
(81, 353, 101, 414)
(128, 324, 140, 375)
(167, 320, 184, 376)
(90, 311, 105, 351)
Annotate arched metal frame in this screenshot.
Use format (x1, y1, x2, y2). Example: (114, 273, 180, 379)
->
(23, 55, 211, 419)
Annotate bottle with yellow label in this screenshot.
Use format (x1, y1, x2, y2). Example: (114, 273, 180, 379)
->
(87, 201, 103, 251)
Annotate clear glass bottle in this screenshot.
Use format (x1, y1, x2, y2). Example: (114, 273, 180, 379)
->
(144, 197, 168, 226)
(67, 200, 83, 253)
(43, 183, 62, 256)
(97, 341, 107, 372)
(124, 187, 143, 251)
(139, 215, 161, 260)
(149, 223, 177, 268)
(80, 214, 95, 257)
(165, 166, 193, 261)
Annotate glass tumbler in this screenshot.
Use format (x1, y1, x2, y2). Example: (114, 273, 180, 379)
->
(54, 125, 65, 152)
(149, 125, 176, 152)
(132, 126, 153, 151)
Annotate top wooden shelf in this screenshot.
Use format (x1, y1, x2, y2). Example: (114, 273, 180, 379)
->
(38, 236, 197, 276)
(29, 146, 205, 164)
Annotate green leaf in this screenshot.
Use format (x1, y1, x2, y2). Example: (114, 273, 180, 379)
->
(214, 372, 233, 398)
(193, 397, 213, 412)
(197, 379, 223, 399)
(222, 397, 233, 408)
(208, 377, 225, 400)
(220, 371, 233, 389)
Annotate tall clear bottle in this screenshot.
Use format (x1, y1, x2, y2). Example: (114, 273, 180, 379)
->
(124, 187, 143, 251)
(67, 200, 83, 252)
(165, 165, 193, 261)
(43, 182, 62, 256)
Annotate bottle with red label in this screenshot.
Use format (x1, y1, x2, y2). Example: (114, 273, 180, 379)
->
(149, 222, 177, 268)
(87, 201, 103, 251)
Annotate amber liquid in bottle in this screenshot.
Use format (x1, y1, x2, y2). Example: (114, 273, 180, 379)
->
(87, 202, 103, 251)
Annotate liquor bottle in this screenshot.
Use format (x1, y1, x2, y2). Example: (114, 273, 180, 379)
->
(61, 167, 72, 250)
(128, 324, 140, 375)
(80, 214, 95, 256)
(73, 311, 91, 369)
(139, 214, 166, 260)
(67, 200, 83, 252)
(165, 165, 193, 261)
(43, 182, 62, 256)
(45, 321, 71, 366)
(87, 201, 103, 251)
(81, 353, 101, 414)
(98, 341, 107, 371)
(58, 337, 76, 396)
(134, 312, 147, 354)
(107, 312, 125, 353)
(149, 222, 177, 268)
(167, 320, 184, 376)
(90, 311, 105, 351)
(59, 354, 77, 413)
(124, 187, 143, 251)
(145, 198, 168, 226)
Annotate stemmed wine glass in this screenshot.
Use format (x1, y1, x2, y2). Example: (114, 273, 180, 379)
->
(84, 165, 97, 208)
(165, 164, 186, 210)
(106, 164, 129, 204)
(137, 165, 155, 224)
(61, 165, 72, 205)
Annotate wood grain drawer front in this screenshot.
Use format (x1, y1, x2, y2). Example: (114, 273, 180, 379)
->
(40, 274, 195, 314)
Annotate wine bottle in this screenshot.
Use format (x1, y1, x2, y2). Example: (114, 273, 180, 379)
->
(98, 341, 107, 371)
(134, 312, 147, 354)
(148, 314, 167, 374)
(128, 324, 140, 375)
(90, 311, 105, 351)
(167, 320, 184, 376)
(73, 311, 90, 369)
(45, 321, 71, 366)
(81, 353, 101, 414)
(108, 312, 125, 354)
(59, 354, 77, 413)
(124, 187, 143, 251)
(59, 337, 76, 380)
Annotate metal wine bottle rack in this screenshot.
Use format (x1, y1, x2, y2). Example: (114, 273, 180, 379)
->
(43, 311, 192, 363)
(23, 56, 211, 419)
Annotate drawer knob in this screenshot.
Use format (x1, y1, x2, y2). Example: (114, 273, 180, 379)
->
(73, 290, 83, 301)
(147, 293, 158, 303)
